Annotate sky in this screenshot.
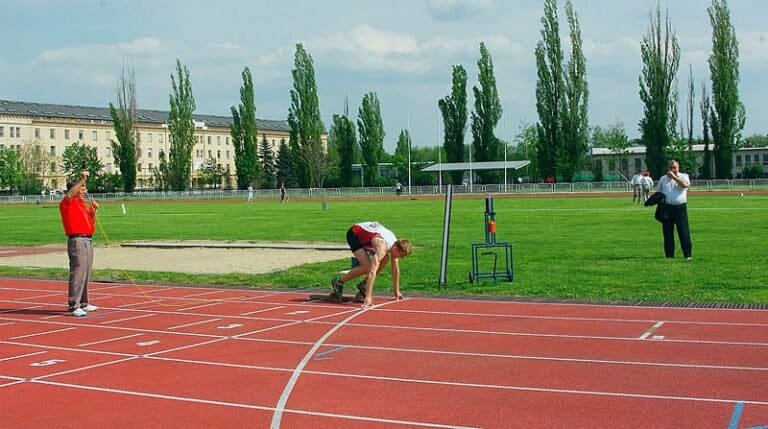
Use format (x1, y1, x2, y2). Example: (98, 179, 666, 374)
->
(1, 0, 766, 152)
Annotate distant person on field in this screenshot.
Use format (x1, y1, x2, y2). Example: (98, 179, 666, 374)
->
(631, 171, 643, 204)
(279, 182, 287, 203)
(59, 170, 99, 317)
(395, 181, 403, 196)
(247, 185, 253, 203)
(331, 221, 413, 308)
(657, 160, 692, 259)
(640, 170, 654, 202)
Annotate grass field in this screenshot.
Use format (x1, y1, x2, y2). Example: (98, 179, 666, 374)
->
(0, 193, 766, 304)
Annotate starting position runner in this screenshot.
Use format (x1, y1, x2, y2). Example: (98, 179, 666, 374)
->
(331, 221, 413, 308)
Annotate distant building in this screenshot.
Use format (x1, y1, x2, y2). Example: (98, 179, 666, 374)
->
(590, 145, 768, 179)
(0, 99, 316, 190)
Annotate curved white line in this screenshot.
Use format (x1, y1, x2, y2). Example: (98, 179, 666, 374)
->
(270, 300, 398, 428)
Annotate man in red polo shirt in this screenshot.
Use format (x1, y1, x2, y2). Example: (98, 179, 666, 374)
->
(59, 170, 99, 317)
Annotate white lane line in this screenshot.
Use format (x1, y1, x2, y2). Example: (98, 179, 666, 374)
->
(33, 379, 478, 428)
(0, 305, 45, 314)
(101, 313, 155, 325)
(0, 350, 47, 362)
(240, 306, 285, 316)
(178, 302, 221, 312)
(270, 300, 401, 429)
(0, 322, 14, 327)
(639, 321, 665, 340)
(168, 318, 222, 330)
(79, 333, 143, 347)
(9, 327, 75, 340)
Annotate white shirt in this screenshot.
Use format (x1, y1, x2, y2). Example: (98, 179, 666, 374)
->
(641, 175, 654, 189)
(356, 221, 397, 250)
(658, 173, 690, 205)
(631, 174, 642, 185)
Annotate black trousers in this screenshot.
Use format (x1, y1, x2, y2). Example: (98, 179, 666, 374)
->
(662, 203, 692, 258)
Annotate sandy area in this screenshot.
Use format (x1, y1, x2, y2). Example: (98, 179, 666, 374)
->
(0, 242, 351, 275)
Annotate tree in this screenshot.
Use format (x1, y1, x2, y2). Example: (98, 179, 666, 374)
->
(151, 149, 170, 191)
(330, 114, 357, 187)
(287, 43, 325, 188)
(470, 42, 503, 183)
(259, 134, 276, 189)
(534, 0, 564, 181)
(638, 3, 680, 178)
(593, 122, 630, 180)
(199, 159, 225, 189)
(230, 67, 260, 189)
(438, 65, 468, 184)
(0, 148, 24, 193)
(108, 64, 138, 193)
(167, 59, 196, 191)
(275, 140, 295, 188)
(560, 0, 589, 182)
(357, 91, 385, 186)
(60, 141, 119, 193)
(392, 129, 412, 184)
(699, 84, 714, 179)
(510, 122, 540, 182)
(708, 0, 745, 179)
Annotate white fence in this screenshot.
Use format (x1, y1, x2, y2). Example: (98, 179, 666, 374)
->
(2, 179, 767, 204)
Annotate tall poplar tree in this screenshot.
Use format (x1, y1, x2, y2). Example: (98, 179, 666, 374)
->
(700, 83, 713, 179)
(109, 64, 137, 193)
(230, 67, 260, 189)
(560, 0, 588, 182)
(287, 43, 325, 188)
(330, 114, 357, 187)
(438, 65, 467, 185)
(708, 0, 745, 179)
(470, 42, 502, 184)
(638, 4, 680, 178)
(534, 0, 564, 180)
(259, 134, 276, 189)
(167, 59, 196, 191)
(357, 91, 385, 186)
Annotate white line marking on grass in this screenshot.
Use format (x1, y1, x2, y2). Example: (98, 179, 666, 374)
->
(639, 321, 665, 339)
(270, 300, 400, 429)
(240, 305, 285, 316)
(168, 318, 222, 330)
(10, 327, 75, 339)
(101, 313, 155, 325)
(79, 333, 143, 347)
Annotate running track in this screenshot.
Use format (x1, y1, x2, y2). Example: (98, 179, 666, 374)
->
(1, 278, 767, 428)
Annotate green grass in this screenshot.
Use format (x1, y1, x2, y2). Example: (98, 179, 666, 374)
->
(1, 194, 766, 304)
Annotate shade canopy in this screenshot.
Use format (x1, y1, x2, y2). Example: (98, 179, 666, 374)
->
(420, 160, 530, 172)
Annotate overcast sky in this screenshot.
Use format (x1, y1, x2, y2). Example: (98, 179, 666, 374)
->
(1, 0, 766, 151)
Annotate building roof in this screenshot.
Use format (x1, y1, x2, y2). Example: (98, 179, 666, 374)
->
(0, 99, 290, 132)
(421, 160, 531, 172)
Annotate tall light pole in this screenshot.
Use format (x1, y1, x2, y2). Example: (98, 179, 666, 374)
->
(407, 112, 412, 194)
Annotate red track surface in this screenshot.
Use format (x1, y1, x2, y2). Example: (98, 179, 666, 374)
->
(1, 277, 767, 428)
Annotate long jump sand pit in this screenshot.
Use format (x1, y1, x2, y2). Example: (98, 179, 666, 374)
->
(0, 241, 350, 275)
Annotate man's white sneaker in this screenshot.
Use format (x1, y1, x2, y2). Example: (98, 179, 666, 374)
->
(69, 308, 87, 317)
(82, 304, 98, 312)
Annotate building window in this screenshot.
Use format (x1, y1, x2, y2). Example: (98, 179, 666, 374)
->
(226, 150, 230, 159)
(15, 127, 20, 138)
(217, 150, 221, 159)
(137, 163, 142, 172)
(763, 154, 768, 165)
(735, 155, 742, 166)
(92, 131, 98, 141)
(208, 150, 212, 158)
(217, 136, 221, 145)
(50, 146, 56, 156)
(35, 128, 40, 139)
(79, 130, 84, 140)
(147, 148, 153, 158)
(64, 129, 70, 140)
(9, 127, 14, 138)
(207, 136, 211, 144)
(226, 137, 230, 145)
(50, 128, 55, 139)
(50, 162, 56, 172)
(634, 158, 641, 170)
(0, 126, 4, 137)
(148, 163, 153, 170)
(148, 132, 153, 142)
(105, 147, 112, 158)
